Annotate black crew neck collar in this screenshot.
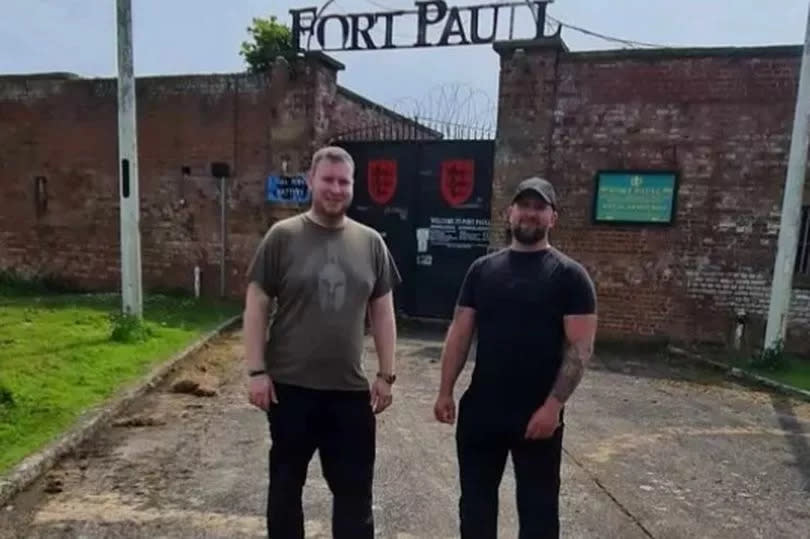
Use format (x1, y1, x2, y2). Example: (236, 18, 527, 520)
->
(508, 246, 552, 256)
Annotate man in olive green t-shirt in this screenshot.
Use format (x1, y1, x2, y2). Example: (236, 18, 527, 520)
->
(243, 145, 401, 539)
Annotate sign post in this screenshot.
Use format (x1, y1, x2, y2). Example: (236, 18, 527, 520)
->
(211, 162, 231, 298)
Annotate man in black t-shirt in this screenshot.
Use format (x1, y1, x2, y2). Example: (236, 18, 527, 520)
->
(434, 176, 597, 539)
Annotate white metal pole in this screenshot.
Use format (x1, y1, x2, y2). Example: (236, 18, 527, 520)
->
(117, 0, 143, 317)
(764, 0, 810, 352)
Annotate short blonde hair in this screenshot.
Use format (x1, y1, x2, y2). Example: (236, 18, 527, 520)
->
(309, 146, 355, 176)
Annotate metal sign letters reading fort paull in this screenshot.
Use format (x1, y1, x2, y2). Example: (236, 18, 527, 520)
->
(290, 0, 554, 52)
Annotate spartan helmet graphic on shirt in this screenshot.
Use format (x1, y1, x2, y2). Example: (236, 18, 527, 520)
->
(317, 242, 347, 312)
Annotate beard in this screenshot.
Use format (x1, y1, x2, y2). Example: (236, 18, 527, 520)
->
(511, 222, 548, 245)
(313, 196, 350, 218)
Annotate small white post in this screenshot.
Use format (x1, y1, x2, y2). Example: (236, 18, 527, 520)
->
(194, 265, 201, 298)
(220, 176, 227, 298)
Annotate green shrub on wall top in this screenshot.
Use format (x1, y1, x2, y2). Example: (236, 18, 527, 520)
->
(240, 15, 297, 73)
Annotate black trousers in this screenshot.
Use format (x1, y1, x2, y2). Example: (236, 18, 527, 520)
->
(265, 382, 375, 539)
(456, 393, 564, 539)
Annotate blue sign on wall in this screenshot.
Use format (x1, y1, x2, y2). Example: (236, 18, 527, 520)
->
(266, 174, 310, 203)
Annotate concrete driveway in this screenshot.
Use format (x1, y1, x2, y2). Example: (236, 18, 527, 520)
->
(1, 328, 809, 538)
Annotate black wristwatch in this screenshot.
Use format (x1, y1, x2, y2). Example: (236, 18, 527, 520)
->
(377, 372, 396, 385)
(248, 369, 267, 377)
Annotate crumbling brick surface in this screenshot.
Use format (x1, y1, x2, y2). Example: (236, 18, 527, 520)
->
(0, 66, 317, 298)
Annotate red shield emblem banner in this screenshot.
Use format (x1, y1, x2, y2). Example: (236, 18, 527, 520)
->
(440, 160, 475, 206)
(368, 160, 397, 205)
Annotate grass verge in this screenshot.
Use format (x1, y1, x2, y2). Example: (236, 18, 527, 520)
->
(730, 355, 810, 393)
(0, 290, 239, 475)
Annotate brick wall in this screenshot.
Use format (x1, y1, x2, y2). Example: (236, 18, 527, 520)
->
(327, 86, 441, 141)
(0, 55, 338, 298)
(0, 51, 443, 300)
(492, 39, 810, 353)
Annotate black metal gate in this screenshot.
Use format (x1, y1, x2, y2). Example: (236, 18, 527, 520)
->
(337, 139, 494, 320)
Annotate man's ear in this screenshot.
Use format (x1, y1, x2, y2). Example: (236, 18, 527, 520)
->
(505, 203, 514, 220)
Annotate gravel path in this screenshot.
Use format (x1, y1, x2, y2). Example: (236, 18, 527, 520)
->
(1, 329, 808, 538)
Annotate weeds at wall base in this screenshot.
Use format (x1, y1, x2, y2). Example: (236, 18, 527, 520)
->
(0, 269, 82, 296)
(749, 339, 788, 372)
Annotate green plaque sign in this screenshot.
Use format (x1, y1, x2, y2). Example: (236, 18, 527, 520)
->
(593, 171, 678, 224)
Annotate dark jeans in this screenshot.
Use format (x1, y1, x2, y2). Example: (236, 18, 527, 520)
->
(266, 382, 375, 539)
(456, 393, 564, 539)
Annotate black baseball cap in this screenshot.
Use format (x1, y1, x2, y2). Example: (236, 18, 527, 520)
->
(511, 176, 557, 208)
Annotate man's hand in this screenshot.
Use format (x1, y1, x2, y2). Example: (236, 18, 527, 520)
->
(434, 393, 456, 424)
(244, 281, 273, 411)
(434, 306, 476, 426)
(371, 377, 393, 414)
(368, 290, 396, 414)
(524, 399, 562, 440)
(248, 374, 277, 411)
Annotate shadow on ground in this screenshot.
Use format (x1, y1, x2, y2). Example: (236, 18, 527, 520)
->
(588, 349, 732, 387)
(770, 393, 810, 493)
(398, 323, 735, 390)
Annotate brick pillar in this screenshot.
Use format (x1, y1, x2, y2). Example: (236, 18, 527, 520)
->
(305, 52, 346, 149)
(490, 37, 567, 247)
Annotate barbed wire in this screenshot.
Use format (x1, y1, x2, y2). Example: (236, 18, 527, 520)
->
(388, 82, 497, 131)
(318, 0, 673, 133)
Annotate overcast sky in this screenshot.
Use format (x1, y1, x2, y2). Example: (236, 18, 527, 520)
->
(2, 0, 808, 126)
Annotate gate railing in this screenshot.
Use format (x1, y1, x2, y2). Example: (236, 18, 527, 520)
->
(329, 116, 496, 143)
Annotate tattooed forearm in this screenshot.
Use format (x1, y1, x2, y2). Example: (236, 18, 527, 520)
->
(550, 339, 593, 403)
